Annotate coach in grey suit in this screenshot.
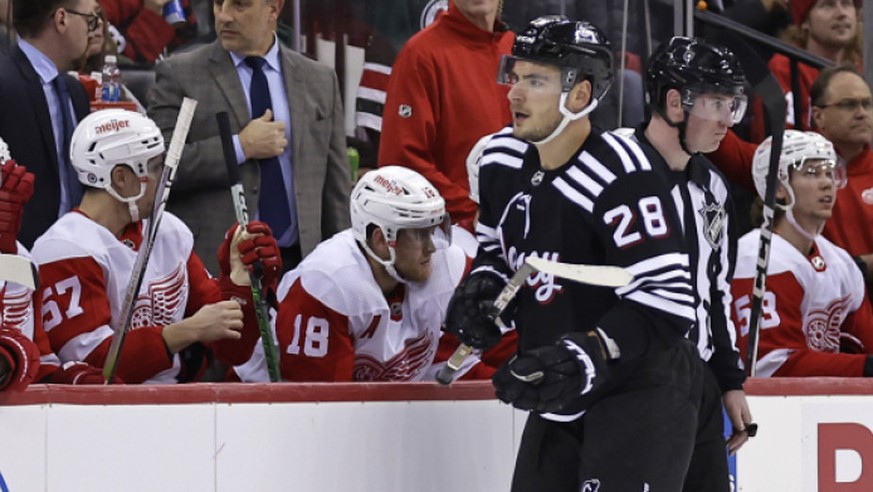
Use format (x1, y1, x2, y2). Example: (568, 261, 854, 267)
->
(148, 0, 350, 274)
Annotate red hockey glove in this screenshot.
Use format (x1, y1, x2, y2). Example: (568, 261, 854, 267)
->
(50, 361, 120, 384)
(217, 221, 283, 291)
(0, 326, 40, 392)
(0, 160, 35, 254)
(492, 329, 619, 414)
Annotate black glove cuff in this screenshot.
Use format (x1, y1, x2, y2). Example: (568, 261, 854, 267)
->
(863, 355, 873, 377)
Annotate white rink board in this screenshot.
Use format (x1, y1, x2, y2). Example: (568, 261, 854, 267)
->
(3, 380, 873, 491)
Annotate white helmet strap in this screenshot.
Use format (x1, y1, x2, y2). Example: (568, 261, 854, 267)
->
(532, 92, 599, 145)
(105, 173, 146, 223)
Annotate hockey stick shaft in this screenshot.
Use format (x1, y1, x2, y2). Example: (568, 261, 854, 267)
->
(216, 111, 281, 382)
(103, 97, 198, 383)
(436, 259, 633, 385)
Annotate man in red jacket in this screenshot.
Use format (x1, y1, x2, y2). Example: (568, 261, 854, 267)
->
(378, 0, 513, 232)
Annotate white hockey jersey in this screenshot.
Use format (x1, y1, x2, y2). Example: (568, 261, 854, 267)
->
(731, 230, 873, 377)
(276, 230, 467, 382)
(31, 211, 249, 384)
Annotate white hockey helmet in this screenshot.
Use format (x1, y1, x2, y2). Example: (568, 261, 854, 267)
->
(752, 129, 841, 210)
(71, 109, 164, 190)
(466, 134, 493, 205)
(351, 166, 449, 270)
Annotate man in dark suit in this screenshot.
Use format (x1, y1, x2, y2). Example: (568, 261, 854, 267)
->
(148, 0, 350, 274)
(0, 0, 98, 247)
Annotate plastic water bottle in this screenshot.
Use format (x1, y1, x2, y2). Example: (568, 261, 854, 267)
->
(100, 55, 121, 102)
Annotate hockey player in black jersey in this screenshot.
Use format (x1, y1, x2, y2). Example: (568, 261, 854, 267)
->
(636, 36, 755, 491)
(444, 16, 708, 491)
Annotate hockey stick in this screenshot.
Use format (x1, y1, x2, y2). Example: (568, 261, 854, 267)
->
(0, 254, 37, 290)
(215, 111, 281, 383)
(435, 258, 633, 385)
(705, 32, 786, 377)
(103, 97, 198, 383)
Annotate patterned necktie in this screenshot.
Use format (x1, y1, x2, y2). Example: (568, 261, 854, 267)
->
(244, 56, 292, 239)
(53, 75, 83, 209)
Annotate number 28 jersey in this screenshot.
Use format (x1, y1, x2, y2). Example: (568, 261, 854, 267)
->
(475, 128, 696, 360)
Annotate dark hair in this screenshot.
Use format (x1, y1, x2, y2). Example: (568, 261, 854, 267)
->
(810, 65, 864, 107)
(13, 0, 70, 38)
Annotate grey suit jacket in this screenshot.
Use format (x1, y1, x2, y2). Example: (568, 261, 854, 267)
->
(148, 40, 351, 273)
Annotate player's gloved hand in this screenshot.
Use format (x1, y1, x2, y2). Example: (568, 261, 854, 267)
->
(50, 361, 120, 384)
(0, 326, 40, 392)
(492, 329, 620, 414)
(0, 159, 35, 254)
(217, 221, 282, 291)
(444, 270, 508, 350)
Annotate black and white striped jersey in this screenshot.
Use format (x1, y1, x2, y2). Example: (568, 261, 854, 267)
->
(473, 127, 696, 370)
(635, 130, 746, 392)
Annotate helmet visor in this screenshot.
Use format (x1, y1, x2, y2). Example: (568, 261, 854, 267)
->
(399, 214, 452, 250)
(497, 55, 568, 94)
(683, 89, 748, 125)
(790, 158, 847, 189)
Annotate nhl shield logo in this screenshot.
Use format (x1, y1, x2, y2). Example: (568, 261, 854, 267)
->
(398, 104, 413, 118)
(698, 203, 725, 250)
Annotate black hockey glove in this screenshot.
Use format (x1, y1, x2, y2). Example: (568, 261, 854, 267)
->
(492, 329, 620, 414)
(444, 270, 508, 350)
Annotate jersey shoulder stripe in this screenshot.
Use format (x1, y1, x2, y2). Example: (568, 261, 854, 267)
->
(481, 128, 528, 171)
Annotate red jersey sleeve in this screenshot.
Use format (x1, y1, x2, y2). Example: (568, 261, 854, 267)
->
(277, 278, 355, 381)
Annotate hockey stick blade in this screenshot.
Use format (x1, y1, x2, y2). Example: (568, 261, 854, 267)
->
(103, 97, 198, 383)
(216, 111, 282, 382)
(436, 259, 632, 385)
(524, 257, 633, 288)
(0, 254, 37, 290)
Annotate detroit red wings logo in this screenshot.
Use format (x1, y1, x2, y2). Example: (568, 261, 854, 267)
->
(353, 330, 435, 381)
(130, 264, 187, 328)
(804, 295, 852, 352)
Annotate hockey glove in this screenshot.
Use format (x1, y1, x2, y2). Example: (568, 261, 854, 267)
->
(0, 326, 40, 392)
(0, 160, 35, 254)
(445, 270, 508, 350)
(218, 221, 283, 291)
(50, 361, 120, 384)
(492, 329, 620, 414)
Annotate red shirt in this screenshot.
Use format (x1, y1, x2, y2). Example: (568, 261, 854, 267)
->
(378, 2, 514, 226)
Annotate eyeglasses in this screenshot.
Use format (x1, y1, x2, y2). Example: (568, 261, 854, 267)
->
(816, 98, 873, 112)
(63, 8, 102, 32)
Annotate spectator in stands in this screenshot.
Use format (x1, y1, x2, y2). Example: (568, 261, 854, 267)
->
(378, 0, 514, 233)
(811, 66, 873, 282)
(148, 0, 350, 274)
(31, 109, 279, 384)
(98, 0, 197, 63)
(0, 0, 96, 248)
(0, 137, 111, 390)
(732, 129, 873, 377)
(75, 7, 146, 112)
(749, 0, 861, 140)
(268, 166, 511, 382)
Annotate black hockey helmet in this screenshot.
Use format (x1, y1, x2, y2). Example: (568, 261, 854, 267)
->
(646, 36, 747, 122)
(499, 15, 613, 100)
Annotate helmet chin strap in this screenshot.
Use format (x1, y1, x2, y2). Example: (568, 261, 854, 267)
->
(106, 181, 146, 223)
(360, 240, 408, 284)
(655, 106, 695, 156)
(778, 186, 821, 243)
(532, 93, 600, 145)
